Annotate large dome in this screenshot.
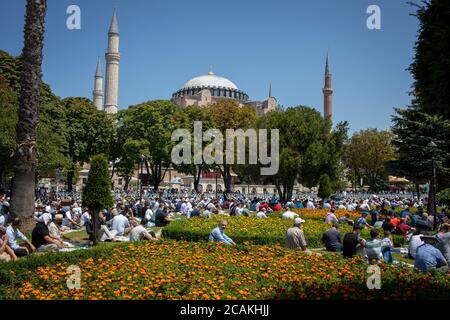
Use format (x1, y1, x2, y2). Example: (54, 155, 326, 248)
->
(172, 70, 249, 103)
(182, 73, 238, 90)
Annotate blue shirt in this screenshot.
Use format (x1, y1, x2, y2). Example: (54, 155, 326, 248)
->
(414, 243, 447, 273)
(6, 225, 28, 250)
(208, 226, 234, 245)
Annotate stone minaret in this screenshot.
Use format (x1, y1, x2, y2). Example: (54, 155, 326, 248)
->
(104, 9, 120, 114)
(93, 57, 103, 111)
(323, 53, 333, 121)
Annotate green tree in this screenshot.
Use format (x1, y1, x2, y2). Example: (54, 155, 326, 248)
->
(410, 0, 450, 120)
(10, 0, 47, 231)
(63, 97, 114, 192)
(318, 174, 332, 203)
(256, 106, 348, 201)
(82, 154, 114, 244)
(346, 129, 395, 192)
(388, 105, 450, 196)
(120, 100, 180, 191)
(0, 50, 69, 190)
(172, 105, 214, 193)
(206, 100, 257, 194)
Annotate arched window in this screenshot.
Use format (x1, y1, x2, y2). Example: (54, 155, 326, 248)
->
(206, 184, 213, 192)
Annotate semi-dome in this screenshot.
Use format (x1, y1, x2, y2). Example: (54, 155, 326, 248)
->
(182, 73, 238, 90)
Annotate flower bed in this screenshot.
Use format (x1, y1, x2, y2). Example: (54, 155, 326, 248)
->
(1, 241, 448, 300)
(163, 215, 406, 247)
(163, 215, 367, 247)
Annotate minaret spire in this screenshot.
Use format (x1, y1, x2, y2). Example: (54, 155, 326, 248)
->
(93, 57, 103, 111)
(104, 9, 120, 114)
(268, 82, 272, 98)
(323, 52, 333, 122)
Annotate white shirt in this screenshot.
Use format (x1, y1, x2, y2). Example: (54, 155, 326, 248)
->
(256, 211, 267, 218)
(62, 211, 73, 227)
(281, 210, 299, 219)
(306, 201, 315, 209)
(111, 214, 130, 236)
(408, 234, 424, 259)
(6, 225, 27, 250)
(0, 215, 5, 227)
(129, 225, 150, 242)
(144, 208, 154, 222)
(80, 211, 90, 226)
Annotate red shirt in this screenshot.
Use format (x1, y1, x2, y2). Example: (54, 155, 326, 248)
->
(391, 217, 400, 227)
(272, 204, 282, 211)
(395, 223, 412, 236)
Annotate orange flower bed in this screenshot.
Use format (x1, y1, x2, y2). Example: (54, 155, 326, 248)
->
(3, 241, 448, 300)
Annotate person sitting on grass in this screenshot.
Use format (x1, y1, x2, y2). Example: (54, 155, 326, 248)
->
(285, 218, 310, 253)
(6, 218, 36, 257)
(381, 230, 394, 263)
(342, 225, 365, 259)
(354, 211, 373, 230)
(414, 235, 448, 273)
(395, 218, 415, 237)
(31, 215, 63, 252)
(209, 220, 235, 245)
(256, 207, 268, 218)
(129, 218, 160, 242)
(408, 229, 424, 260)
(111, 210, 131, 236)
(321, 222, 342, 252)
(339, 213, 354, 226)
(281, 208, 299, 220)
(324, 209, 338, 225)
(434, 223, 450, 265)
(365, 229, 384, 263)
(0, 226, 17, 263)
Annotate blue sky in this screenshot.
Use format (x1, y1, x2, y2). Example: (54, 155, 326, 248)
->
(0, 0, 420, 133)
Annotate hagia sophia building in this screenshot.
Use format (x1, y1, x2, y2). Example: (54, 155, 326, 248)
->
(82, 10, 334, 194)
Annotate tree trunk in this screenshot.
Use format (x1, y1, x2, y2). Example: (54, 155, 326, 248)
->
(67, 164, 75, 193)
(415, 182, 420, 199)
(10, 0, 47, 232)
(193, 165, 201, 193)
(92, 209, 99, 245)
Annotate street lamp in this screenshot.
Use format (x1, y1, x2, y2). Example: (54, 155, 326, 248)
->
(428, 141, 437, 230)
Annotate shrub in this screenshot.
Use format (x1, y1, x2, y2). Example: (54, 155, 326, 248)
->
(1, 240, 448, 300)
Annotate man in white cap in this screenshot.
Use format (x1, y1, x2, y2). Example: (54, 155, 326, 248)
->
(285, 218, 308, 252)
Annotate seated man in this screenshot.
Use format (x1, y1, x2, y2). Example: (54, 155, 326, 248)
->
(342, 225, 365, 259)
(354, 212, 373, 230)
(155, 206, 174, 227)
(281, 209, 299, 220)
(414, 236, 448, 273)
(408, 230, 424, 259)
(321, 222, 342, 252)
(395, 218, 415, 237)
(324, 209, 338, 224)
(256, 208, 268, 218)
(129, 219, 160, 242)
(285, 218, 309, 253)
(6, 218, 36, 257)
(31, 216, 63, 252)
(209, 220, 235, 245)
(111, 211, 131, 236)
(48, 214, 74, 248)
(365, 229, 383, 262)
(0, 226, 17, 263)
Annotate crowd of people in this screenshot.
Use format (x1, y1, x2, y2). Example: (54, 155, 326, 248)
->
(1, 190, 449, 275)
